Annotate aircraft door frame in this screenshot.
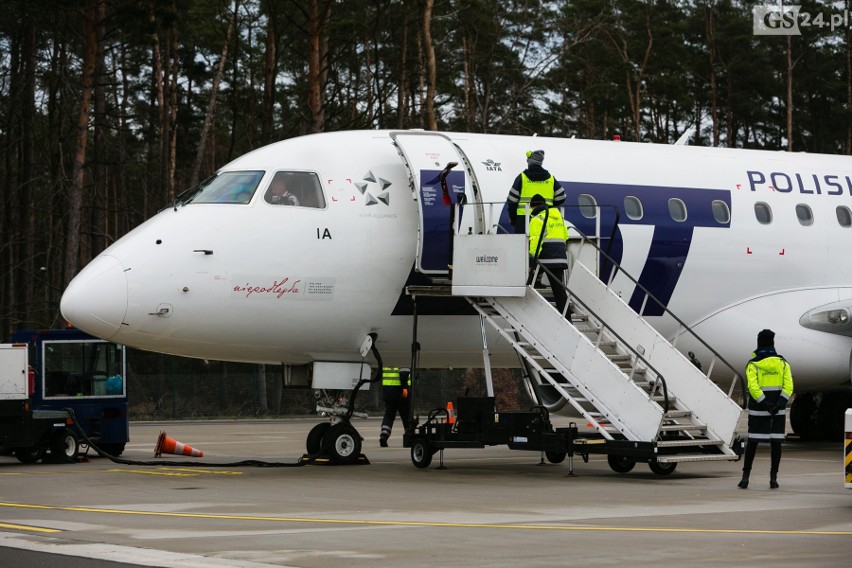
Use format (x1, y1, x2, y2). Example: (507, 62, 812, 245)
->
(390, 131, 482, 275)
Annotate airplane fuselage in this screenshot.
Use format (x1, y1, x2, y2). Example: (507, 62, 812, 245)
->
(61, 131, 852, 398)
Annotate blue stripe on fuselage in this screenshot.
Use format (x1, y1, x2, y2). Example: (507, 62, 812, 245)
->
(402, 179, 731, 317)
(561, 182, 731, 316)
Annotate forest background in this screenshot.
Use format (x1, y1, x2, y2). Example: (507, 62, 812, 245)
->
(1, 0, 849, 417)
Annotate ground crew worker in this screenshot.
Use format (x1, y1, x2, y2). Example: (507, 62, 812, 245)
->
(738, 329, 794, 489)
(528, 194, 571, 318)
(507, 149, 565, 234)
(379, 366, 412, 447)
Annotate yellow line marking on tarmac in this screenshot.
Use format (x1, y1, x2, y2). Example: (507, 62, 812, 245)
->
(0, 522, 61, 533)
(105, 469, 199, 477)
(104, 468, 243, 477)
(155, 468, 243, 475)
(0, 502, 849, 536)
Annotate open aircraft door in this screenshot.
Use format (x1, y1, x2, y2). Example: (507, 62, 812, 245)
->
(391, 131, 482, 275)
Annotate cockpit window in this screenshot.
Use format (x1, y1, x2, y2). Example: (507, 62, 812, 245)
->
(187, 171, 263, 204)
(264, 171, 326, 208)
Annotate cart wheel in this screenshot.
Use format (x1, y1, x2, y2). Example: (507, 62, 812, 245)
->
(322, 423, 362, 465)
(306, 422, 331, 455)
(649, 461, 678, 475)
(545, 450, 566, 464)
(15, 446, 46, 464)
(411, 438, 433, 469)
(51, 429, 79, 460)
(607, 454, 635, 473)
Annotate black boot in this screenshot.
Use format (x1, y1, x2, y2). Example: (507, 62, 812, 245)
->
(379, 435, 388, 448)
(738, 469, 750, 489)
(769, 441, 781, 489)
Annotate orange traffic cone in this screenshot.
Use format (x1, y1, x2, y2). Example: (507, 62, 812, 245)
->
(446, 401, 456, 425)
(154, 431, 204, 457)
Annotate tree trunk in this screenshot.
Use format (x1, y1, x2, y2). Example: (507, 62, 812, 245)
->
(306, 0, 332, 133)
(707, 6, 719, 147)
(64, 0, 100, 286)
(397, 14, 408, 129)
(422, 0, 437, 131)
(262, 0, 277, 144)
(786, 35, 793, 152)
(190, 2, 239, 188)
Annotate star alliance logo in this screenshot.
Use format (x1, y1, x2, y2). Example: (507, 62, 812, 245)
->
(355, 171, 392, 206)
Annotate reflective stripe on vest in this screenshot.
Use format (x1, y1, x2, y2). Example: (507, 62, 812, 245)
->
(382, 367, 402, 387)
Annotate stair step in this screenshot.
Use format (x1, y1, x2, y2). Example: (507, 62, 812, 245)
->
(664, 410, 693, 418)
(607, 354, 632, 363)
(656, 453, 739, 463)
(656, 438, 723, 448)
(660, 423, 706, 432)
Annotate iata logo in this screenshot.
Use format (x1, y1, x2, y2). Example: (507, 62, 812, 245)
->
(482, 159, 502, 172)
(355, 170, 392, 206)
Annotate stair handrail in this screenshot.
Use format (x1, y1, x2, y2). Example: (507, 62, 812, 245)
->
(452, 200, 746, 407)
(529, 259, 671, 413)
(560, 221, 747, 408)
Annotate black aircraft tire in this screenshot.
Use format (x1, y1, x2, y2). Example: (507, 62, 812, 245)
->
(306, 422, 331, 455)
(607, 454, 635, 473)
(649, 461, 678, 476)
(411, 438, 433, 469)
(322, 423, 362, 465)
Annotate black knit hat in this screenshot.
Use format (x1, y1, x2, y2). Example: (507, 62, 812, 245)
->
(530, 193, 547, 213)
(757, 329, 775, 348)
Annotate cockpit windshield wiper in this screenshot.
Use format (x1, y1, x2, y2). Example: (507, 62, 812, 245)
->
(172, 175, 216, 210)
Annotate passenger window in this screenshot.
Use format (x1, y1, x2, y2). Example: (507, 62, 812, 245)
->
(668, 198, 686, 222)
(264, 171, 326, 209)
(188, 171, 263, 204)
(578, 193, 597, 219)
(837, 206, 852, 227)
(711, 200, 730, 224)
(796, 204, 813, 226)
(754, 202, 772, 224)
(624, 196, 643, 220)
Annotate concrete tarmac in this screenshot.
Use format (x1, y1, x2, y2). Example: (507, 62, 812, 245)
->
(0, 419, 850, 567)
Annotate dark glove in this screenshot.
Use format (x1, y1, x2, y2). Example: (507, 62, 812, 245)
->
(768, 403, 779, 416)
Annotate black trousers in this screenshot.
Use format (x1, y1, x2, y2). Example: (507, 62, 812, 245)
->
(380, 397, 411, 439)
(534, 266, 569, 316)
(742, 438, 782, 476)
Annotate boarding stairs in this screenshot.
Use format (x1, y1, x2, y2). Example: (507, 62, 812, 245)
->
(388, 130, 743, 465)
(450, 229, 744, 465)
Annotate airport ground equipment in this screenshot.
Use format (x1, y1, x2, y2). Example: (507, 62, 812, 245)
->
(392, 132, 746, 474)
(0, 329, 128, 462)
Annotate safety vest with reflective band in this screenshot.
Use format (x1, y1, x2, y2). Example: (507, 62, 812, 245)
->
(746, 352, 794, 404)
(528, 207, 569, 267)
(516, 173, 556, 217)
(382, 367, 403, 387)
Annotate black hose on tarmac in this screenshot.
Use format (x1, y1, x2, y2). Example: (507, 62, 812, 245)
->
(63, 408, 317, 468)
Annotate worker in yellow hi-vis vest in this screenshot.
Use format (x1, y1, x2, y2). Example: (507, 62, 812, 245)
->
(506, 149, 565, 234)
(379, 366, 412, 447)
(738, 329, 794, 490)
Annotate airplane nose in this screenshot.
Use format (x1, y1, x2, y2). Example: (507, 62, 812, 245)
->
(60, 255, 128, 340)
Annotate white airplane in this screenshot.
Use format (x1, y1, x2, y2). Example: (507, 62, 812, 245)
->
(60, 129, 852, 450)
